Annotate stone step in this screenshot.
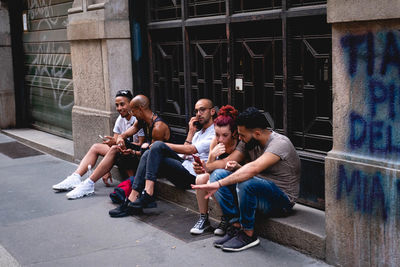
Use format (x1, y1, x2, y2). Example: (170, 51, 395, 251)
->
(156, 178, 326, 260)
(1, 129, 74, 162)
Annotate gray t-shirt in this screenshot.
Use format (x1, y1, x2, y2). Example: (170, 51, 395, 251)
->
(236, 131, 301, 202)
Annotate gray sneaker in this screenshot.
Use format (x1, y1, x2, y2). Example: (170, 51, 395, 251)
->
(222, 230, 260, 252)
(213, 226, 240, 248)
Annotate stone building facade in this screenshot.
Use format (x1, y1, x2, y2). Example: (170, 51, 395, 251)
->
(1, 0, 399, 266)
(326, 0, 400, 266)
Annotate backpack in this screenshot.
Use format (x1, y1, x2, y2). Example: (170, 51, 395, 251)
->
(109, 176, 134, 204)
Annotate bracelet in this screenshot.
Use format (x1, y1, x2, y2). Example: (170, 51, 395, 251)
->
(217, 180, 222, 188)
(185, 140, 192, 144)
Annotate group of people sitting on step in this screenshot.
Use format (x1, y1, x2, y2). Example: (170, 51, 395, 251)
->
(52, 89, 301, 252)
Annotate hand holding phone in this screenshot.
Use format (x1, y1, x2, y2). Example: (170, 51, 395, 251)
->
(193, 121, 202, 130)
(125, 141, 141, 151)
(192, 154, 202, 165)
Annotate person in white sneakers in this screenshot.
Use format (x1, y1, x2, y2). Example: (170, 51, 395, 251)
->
(65, 94, 170, 200)
(190, 105, 239, 235)
(52, 90, 144, 194)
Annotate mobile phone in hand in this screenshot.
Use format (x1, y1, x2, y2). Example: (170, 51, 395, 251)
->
(192, 154, 202, 165)
(125, 141, 141, 151)
(193, 121, 202, 130)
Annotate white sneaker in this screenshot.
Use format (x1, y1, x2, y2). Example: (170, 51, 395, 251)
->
(66, 179, 94, 199)
(52, 174, 81, 191)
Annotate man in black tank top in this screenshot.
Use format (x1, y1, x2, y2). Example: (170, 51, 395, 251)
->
(116, 95, 170, 147)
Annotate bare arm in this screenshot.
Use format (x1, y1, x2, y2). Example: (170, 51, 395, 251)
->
(116, 120, 140, 146)
(207, 138, 218, 162)
(137, 136, 145, 146)
(151, 122, 170, 142)
(165, 116, 198, 154)
(166, 142, 198, 154)
(204, 149, 245, 173)
(184, 117, 198, 144)
(191, 152, 281, 198)
(219, 152, 280, 186)
(103, 133, 118, 147)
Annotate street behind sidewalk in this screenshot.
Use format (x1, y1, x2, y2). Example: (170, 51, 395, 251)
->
(0, 133, 329, 267)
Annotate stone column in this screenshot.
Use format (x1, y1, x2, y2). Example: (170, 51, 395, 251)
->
(67, 0, 132, 160)
(326, 1, 400, 266)
(0, 1, 16, 128)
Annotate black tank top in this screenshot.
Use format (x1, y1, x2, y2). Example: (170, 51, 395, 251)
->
(137, 114, 169, 143)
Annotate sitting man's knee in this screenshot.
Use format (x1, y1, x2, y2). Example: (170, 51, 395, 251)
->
(141, 148, 150, 158)
(196, 173, 209, 185)
(110, 145, 119, 151)
(210, 169, 230, 182)
(237, 179, 254, 192)
(151, 140, 165, 150)
(90, 143, 103, 151)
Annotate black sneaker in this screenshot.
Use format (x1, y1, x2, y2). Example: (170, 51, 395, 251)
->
(128, 190, 157, 209)
(222, 230, 260, 252)
(109, 199, 142, 218)
(109, 188, 125, 204)
(213, 226, 240, 248)
(190, 214, 211, 235)
(214, 216, 229, 236)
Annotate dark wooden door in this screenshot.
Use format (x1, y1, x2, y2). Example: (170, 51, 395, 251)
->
(132, 0, 331, 210)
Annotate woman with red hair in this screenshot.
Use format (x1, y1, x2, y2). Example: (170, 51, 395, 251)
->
(190, 105, 240, 235)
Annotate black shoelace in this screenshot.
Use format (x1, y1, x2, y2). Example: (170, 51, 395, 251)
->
(217, 217, 228, 230)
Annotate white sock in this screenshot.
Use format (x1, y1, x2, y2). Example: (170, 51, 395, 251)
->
(85, 178, 95, 185)
(72, 173, 82, 179)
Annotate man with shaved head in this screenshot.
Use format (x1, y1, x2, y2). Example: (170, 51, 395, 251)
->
(116, 95, 170, 145)
(64, 94, 170, 199)
(109, 98, 216, 217)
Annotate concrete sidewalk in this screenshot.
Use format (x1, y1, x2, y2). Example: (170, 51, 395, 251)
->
(0, 133, 330, 266)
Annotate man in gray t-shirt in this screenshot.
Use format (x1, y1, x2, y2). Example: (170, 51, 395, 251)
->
(192, 107, 301, 252)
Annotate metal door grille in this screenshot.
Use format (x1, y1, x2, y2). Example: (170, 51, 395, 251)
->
(190, 25, 228, 107)
(136, 0, 330, 209)
(290, 0, 326, 7)
(23, 0, 74, 139)
(150, 0, 182, 21)
(150, 29, 186, 130)
(188, 0, 225, 17)
(233, 0, 282, 12)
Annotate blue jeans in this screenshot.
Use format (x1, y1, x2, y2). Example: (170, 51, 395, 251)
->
(210, 169, 293, 230)
(132, 141, 196, 193)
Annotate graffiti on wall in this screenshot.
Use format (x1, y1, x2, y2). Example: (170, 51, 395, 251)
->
(337, 29, 400, 221)
(28, 0, 68, 29)
(30, 43, 73, 110)
(336, 164, 400, 222)
(341, 30, 400, 158)
(27, 0, 73, 111)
